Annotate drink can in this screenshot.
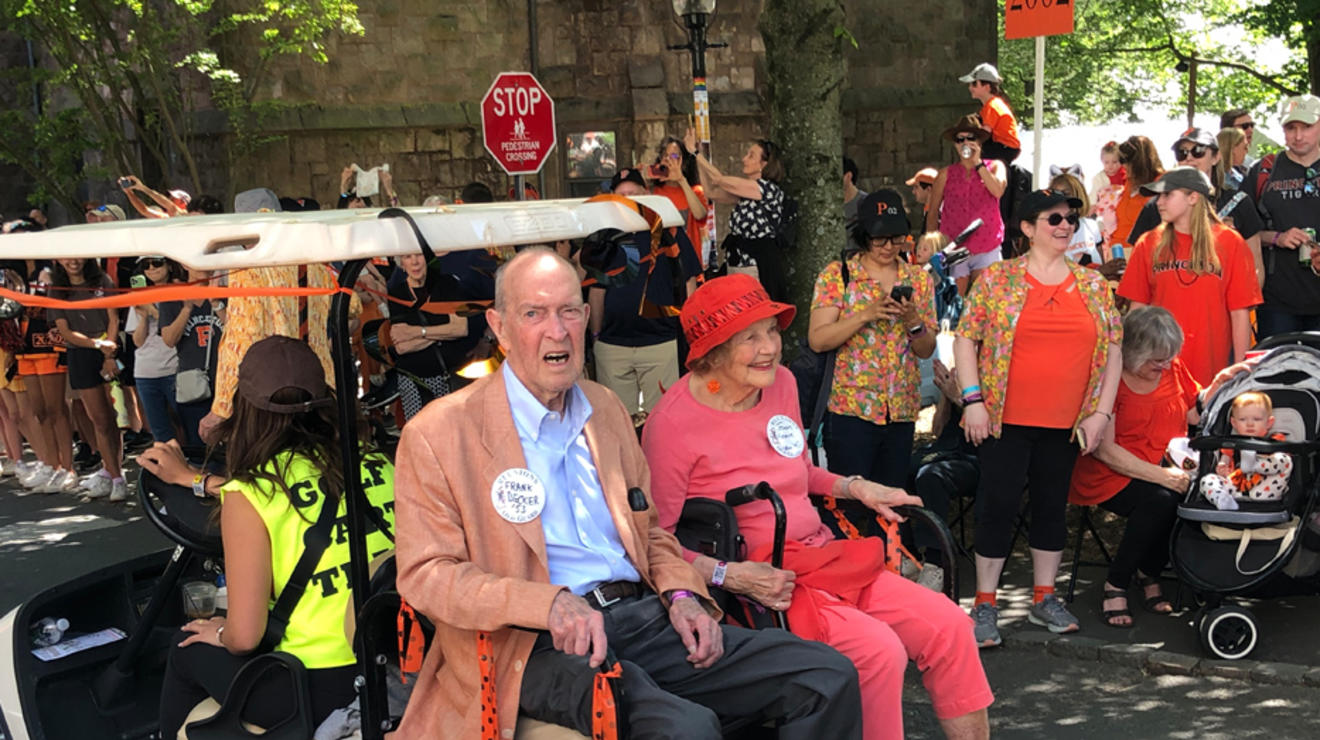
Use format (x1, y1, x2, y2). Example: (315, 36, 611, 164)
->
(1110, 244, 1125, 260)
(1300, 242, 1313, 263)
(961, 146, 972, 159)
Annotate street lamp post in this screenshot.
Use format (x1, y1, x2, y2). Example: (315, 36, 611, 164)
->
(669, 0, 724, 266)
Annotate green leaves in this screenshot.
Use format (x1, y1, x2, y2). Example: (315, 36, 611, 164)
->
(998, 0, 1308, 126)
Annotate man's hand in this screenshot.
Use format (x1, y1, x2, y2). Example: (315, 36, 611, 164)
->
(724, 561, 795, 610)
(668, 596, 723, 669)
(547, 590, 608, 668)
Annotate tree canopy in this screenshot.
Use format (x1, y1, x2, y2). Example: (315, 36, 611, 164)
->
(998, 0, 1310, 128)
(0, 0, 362, 213)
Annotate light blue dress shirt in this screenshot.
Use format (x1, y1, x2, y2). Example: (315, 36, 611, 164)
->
(502, 363, 641, 595)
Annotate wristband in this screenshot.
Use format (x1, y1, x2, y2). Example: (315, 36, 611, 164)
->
(192, 473, 208, 498)
(421, 326, 427, 338)
(842, 474, 864, 497)
(1272, 231, 1281, 247)
(963, 399, 985, 407)
(711, 561, 728, 587)
(1096, 409, 1113, 420)
(907, 323, 926, 337)
(960, 384, 981, 396)
(667, 589, 697, 603)
(975, 162, 987, 171)
(962, 393, 985, 405)
(216, 625, 225, 646)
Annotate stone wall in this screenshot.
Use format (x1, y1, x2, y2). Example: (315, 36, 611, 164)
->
(3, 0, 998, 220)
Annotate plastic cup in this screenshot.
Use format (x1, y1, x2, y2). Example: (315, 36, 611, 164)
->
(181, 581, 218, 619)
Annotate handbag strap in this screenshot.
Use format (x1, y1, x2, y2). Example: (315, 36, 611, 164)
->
(807, 252, 852, 436)
(260, 489, 341, 651)
(1233, 520, 1298, 576)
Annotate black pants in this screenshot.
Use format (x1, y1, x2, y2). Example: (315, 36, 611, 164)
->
(157, 632, 357, 738)
(1098, 479, 1181, 588)
(974, 424, 1078, 558)
(824, 415, 917, 539)
(519, 594, 862, 740)
(913, 453, 979, 565)
(735, 235, 789, 304)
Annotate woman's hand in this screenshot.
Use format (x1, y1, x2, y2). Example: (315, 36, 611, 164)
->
(1077, 412, 1109, 455)
(962, 402, 990, 445)
(932, 359, 960, 405)
(683, 128, 698, 155)
(178, 616, 227, 648)
(895, 296, 920, 327)
(119, 174, 144, 191)
(724, 561, 795, 611)
(962, 138, 983, 163)
(94, 337, 118, 356)
(1162, 467, 1192, 493)
(138, 439, 196, 488)
(853, 479, 924, 522)
(1096, 258, 1126, 281)
(100, 357, 117, 379)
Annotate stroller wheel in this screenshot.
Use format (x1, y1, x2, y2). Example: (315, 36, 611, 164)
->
(1199, 605, 1258, 660)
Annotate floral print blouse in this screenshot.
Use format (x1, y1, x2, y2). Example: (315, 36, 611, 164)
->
(811, 254, 936, 425)
(956, 257, 1121, 438)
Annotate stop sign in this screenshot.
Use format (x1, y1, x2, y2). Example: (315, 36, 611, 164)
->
(480, 72, 557, 176)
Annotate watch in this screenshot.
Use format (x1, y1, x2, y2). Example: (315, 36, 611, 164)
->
(975, 162, 987, 171)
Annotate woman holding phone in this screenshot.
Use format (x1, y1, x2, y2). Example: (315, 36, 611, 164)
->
(808, 191, 936, 511)
(954, 190, 1123, 647)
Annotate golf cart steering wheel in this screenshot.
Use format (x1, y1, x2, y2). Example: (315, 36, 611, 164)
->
(138, 447, 225, 557)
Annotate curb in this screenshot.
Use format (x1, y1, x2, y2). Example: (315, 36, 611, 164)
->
(999, 628, 1320, 689)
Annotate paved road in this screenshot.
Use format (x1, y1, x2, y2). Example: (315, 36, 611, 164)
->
(6, 472, 1320, 739)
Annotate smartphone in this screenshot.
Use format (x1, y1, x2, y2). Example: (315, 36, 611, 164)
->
(889, 285, 914, 303)
(129, 274, 147, 289)
(1076, 428, 1088, 451)
(647, 163, 668, 180)
(117, 177, 133, 189)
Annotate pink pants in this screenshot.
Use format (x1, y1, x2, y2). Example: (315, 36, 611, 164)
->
(812, 569, 993, 740)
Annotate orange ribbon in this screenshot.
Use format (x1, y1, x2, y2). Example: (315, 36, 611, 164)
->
(0, 283, 352, 311)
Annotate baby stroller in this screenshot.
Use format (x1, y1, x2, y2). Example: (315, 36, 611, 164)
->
(1170, 334, 1320, 660)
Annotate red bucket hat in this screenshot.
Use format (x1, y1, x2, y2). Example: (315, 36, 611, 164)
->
(680, 274, 796, 369)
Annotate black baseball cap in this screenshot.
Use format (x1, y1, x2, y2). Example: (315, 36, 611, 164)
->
(856, 190, 909, 238)
(1139, 166, 1215, 198)
(1173, 127, 1218, 150)
(1015, 189, 1083, 224)
(609, 167, 647, 193)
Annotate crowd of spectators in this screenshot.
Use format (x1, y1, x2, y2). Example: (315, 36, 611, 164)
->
(6, 65, 1320, 739)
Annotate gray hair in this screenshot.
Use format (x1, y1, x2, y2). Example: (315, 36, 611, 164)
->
(1122, 305, 1184, 372)
(491, 246, 578, 313)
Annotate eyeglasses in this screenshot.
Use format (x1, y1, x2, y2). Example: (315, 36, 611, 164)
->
(869, 236, 910, 247)
(1037, 212, 1080, 227)
(954, 135, 979, 143)
(1174, 145, 1211, 161)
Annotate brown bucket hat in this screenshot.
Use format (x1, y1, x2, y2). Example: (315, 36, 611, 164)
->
(942, 114, 991, 143)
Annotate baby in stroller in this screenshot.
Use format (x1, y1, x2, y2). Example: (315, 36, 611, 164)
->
(1200, 392, 1293, 510)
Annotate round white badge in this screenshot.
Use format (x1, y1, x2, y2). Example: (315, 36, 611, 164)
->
(766, 414, 805, 459)
(490, 468, 546, 523)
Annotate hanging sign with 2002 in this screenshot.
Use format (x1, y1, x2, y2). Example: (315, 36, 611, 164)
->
(1004, 0, 1075, 40)
(481, 72, 557, 176)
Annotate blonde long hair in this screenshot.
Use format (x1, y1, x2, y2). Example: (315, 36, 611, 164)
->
(1154, 191, 1222, 276)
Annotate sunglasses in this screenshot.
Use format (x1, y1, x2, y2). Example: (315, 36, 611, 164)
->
(954, 135, 979, 144)
(1037, 212, 1080, 227)
(1239, 122, 1255, 131)
(142, 258, 167, 268)
(1174, 145, 1211, 161)
(917, 182, 933, 190)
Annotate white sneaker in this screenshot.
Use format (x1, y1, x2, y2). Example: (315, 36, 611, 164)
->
(0, 458, 17, 477)
(47, 469, 80, 493)
(19, 463, 53, 489)
(80, 470, 107, 490)
(83, 474, 113, 499)
(37, 469, 70, 493)
(108, 478, 129, 502)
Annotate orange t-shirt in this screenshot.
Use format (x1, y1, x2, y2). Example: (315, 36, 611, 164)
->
(1001, 273, 1098, 429)
(1069, 358, 1199, 506)
(1116, 224, 1263, 385)
(979, 97, 1020, 150)
(1112, 186, 1150, 248)
(653, 182, 711, 267)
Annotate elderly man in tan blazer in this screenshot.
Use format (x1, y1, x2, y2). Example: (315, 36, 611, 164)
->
(393, 248, 861, 739)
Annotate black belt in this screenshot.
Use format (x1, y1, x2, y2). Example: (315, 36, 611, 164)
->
(584, 580, 646, 610)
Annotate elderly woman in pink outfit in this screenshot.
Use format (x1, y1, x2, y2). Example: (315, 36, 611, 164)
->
(926, 114, 1008, 295)
(642, 274, 993, 740)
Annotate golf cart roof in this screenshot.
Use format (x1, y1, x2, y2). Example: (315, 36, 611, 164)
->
(0, 196, 684, 269)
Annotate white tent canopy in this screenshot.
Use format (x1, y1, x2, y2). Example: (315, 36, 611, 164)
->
(0, 196, 685, 269)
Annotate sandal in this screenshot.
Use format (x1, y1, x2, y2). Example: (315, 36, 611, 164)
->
(1135, 574, 1174, 614)
(1101, 588, 1134, 629)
